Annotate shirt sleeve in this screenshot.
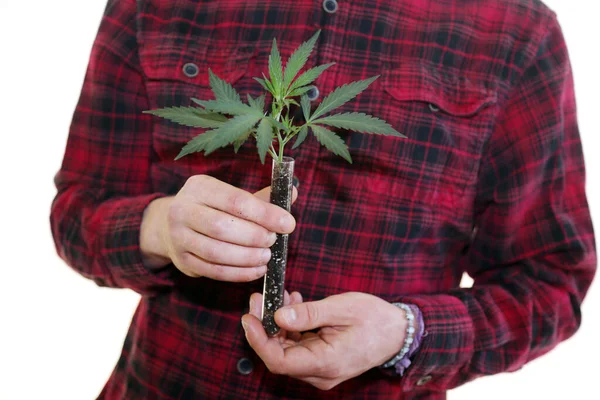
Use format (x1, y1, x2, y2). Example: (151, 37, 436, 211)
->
(397, 15, 597, 392)
(50, 0, 176, 296)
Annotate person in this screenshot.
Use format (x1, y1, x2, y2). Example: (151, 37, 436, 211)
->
(50, 0, 596, 399)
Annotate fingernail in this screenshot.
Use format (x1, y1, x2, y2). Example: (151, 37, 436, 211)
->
(262, 248, 272, 264)
(242, 319, 249, 332)
(249, 298, 255, 313)
(268, 232, 277, 244)
(281, 308, 297, 324)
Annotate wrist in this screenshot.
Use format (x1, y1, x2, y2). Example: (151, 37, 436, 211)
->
(381, 303, 418, 369)
(140, 196, 173, 269)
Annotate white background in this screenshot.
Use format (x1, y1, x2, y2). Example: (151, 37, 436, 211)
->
(0, 0, 598, 399)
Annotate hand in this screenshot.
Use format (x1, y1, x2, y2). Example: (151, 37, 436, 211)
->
(140, 175, 297, 282)
(249, 291, 304, 344)
(242, 292, 408, 391)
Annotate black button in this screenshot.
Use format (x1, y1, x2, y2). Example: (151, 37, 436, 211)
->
(323, 0, 339, 14)
(306, 86, 320, 101)
(237, 357, 254, 375)
(293, 176, 300, 189)
(183, 63, 199, 78)
(416, 375, 433, 386)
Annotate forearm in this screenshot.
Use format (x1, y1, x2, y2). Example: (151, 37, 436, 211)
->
(51, 184, 176, 295)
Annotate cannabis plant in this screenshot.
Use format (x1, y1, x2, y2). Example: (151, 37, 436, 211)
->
(144, 30, 405, 165)
(144, 31, 406, 336)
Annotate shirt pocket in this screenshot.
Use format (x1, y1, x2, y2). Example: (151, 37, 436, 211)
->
(140, 37, 265, 192)
(354, 61, 497, 211)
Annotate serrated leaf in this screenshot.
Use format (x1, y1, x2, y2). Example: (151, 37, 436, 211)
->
(288, 86, 313, 97)
(288, 63, 335, 93)
(208, 69, 242, 104)
(247, 94, 257, 108)
(256, 94, 266, 112)
(254, 77, 272, 94)
(192, 98, 255, 116)
(292, 125, 308, 149)
(269, 38, 283, 97)
(283, 30, 321, 90)
(310, 76, 379, 120)
(286, 99, 300, 107)
(144, 107, 225, 128)
(189, 107, 228, 123)
(301, 95, 311, 122)
(311, 124, 352, 163)
(175, 130, 219, 160)
(204, 113, 263, 155)
(256, 118, 273, 164)
(267, 117, 285, 131)
(312, 112, 405, 137)
(247, 94, 266, 114)
(233, 129, 253, 153)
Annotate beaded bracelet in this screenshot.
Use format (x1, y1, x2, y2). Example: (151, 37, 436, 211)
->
(381, 303, 416, 369)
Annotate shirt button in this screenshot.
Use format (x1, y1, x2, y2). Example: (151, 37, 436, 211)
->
(416, 375, 433, 386)
(306, 86, 320, 101)
(183, 62, 199, 78)
(293, 175, 300, 189)
(323, 0, 339, 14)
(237, 357, 254, 375)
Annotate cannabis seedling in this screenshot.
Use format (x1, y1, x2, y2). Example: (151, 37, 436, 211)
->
(144, 31, 406, 335)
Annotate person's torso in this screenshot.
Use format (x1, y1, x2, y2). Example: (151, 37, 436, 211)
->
(101, 0, 551, 398)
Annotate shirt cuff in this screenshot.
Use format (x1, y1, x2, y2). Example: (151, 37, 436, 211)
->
(99, 193, 177, 295)
(395, 294, 475, 392)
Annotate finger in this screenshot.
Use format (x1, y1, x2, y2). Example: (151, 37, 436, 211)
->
(180, 203, 277, 248)
(188, 176, 295, 234)
(274, 295, 353, 332)
(180, 253, 266, 282)
(183, 229, 271, 267)
(254, 186, 299, 205)
(242, 314, 319, 377)
(283, 290, 291, 306)
(286, 292, 304, 342)
(249, 293, 263, 318)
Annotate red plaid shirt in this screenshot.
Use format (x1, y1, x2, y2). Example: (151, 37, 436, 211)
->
(51, 0, 596, 399)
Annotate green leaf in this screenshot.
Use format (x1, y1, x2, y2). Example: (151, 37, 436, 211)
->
(254, 77, 272, 94)
(247, 94, 266, 114)
(288, 85, 313, 97)
(204, 113, 263, 155)
(310, 76, 379, 120)
(286, 99, 300, 107)
(256, 94, 266, 112)
(208, 69, 242, 104)
(144, 107, 225, 128)
(312, 112, 405, 137)
(311, 124, 352, 163)
(267, 117, 285, 131)
(292, 125, 308, 149)
(288, 62, 335, 93)
(269, 38, 283, 97)
(175, 130, 219, 160)
(283, 30, 321, 90)
(189, 107, 228, 123)
(192, 98, 255, 116)
(301, 95, 311, 122)
(256, 118, 273, 164)
(247, 94, 257, 108)
(233, 129, 253, 153)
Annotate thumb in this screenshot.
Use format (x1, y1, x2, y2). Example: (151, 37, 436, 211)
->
(274, 297, 352, 331)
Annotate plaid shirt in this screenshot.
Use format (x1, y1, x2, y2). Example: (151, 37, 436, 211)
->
(51, 0, 596, 399)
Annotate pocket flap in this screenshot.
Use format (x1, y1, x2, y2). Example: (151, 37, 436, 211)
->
(383, 62, 497, 117)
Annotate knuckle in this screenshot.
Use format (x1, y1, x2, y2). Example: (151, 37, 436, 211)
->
(305, 303, 320, 326)
(228, 192, 249, 217)
(187, 174, 211, 188)
(206, 215, 226, 238)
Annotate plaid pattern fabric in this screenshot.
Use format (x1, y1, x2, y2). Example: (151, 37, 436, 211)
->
(50, 0, 596, 399)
